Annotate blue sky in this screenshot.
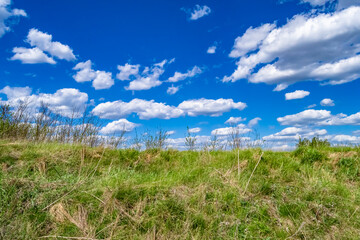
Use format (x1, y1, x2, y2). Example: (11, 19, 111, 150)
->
(1, 0, 360, 150)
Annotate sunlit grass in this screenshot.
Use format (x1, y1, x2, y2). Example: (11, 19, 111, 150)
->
(1, 141, 360, 239)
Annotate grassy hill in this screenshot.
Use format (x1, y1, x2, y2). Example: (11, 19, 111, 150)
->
(1, 140, 360, 239)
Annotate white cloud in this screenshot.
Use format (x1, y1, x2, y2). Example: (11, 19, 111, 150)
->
(11, 28, 76, 64)
(72, 60, 114, 90)
(100, 119, 139, 135)
(11, 8, 26, 17)
(248, 117, 262, 127)
(189, 5, 211, 20)
(0, 86, 31, 99)
(125, 59, 172, 91)
(337, 0, 360, 9)
(0, 0, 26, 38)
(211, 124, 252, 136)
(168, 66, 202, 83)
(229, 23, 276, 58)
(116, 63, 140, 81)
(301, 0, 335, 6)
(307, 104, 317, 108)
(353, 130, 360, 135)
(167, 130, 176, 135)
(207, 46, 216, 54)
(320, 98, 335, 106)
(188, 127, 201, 133)
(10, 47, 56, 64)
(301, 0, 360, 8)
(225, 116, 246, 125)
(73, 60, 96, 82)
(321, 112, 360, 125)
(26, 28, 76, 61)
(263, 127, 327, 142)
(167, 85, 179, 95)
(0, 86, 88, 117)
(278, 109, 360, 126)
(178, 98, 247, 117)
(327, 134, 360, 143)
(92, 71, 114, 90)
(92, 98, 247, 120)
(278, 109, 332, 126)
(92, 99, 184, 120)
(224, 7, 360, 90)
(285, 90, 310, 100)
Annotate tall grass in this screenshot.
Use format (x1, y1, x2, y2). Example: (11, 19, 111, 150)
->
(0, 102, 107, 147)
(1, 141, 360, 239)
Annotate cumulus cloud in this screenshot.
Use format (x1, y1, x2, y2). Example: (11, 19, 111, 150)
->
(263, 127, 327, 142)
(100, 119, 139, 135)
(11, 28, 76, 64)
(301, 0, 360, 8)
(92, 98, 247, 120)
(188, 5, 211, 20)
(278, 109, 360, 126)
(207, 46, 216, 54)
(73, 60, 96, 82)
(167, 66, 202, 83)
(92, 99, 184, 120)
(229, 23, 276, 59)
(248, 117, 262, 127)
(73, 60, 114, 90)
(278, 109, 332, 126)
(26, 28, 76, 61)
(225, 117, 246, 125)
(10, 47, 56, 64)
(167, 85, 179, 95)
(0, 86, 31, 99)
(188, 127, 201, 133)
(320, 98, 335, 106)
(0, 0, 27, 38)
(327, 134, 360, 144)
(92, 71, 114, 90)
(224, 7, 360, 90)
(0, 86, 88, 117)
(124, 59, 173, 91)
(285, 90, 310, 100)
(116, 63, 140, 81)
(211, 124, 252, 136)
(178, 98, 247, 117)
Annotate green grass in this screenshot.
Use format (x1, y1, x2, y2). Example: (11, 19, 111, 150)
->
(1, 140, 360, 239)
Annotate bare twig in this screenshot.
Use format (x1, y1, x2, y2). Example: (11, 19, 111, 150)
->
(243, 152, 263, 194)
(237, 149, 240, 177)
(286, 222, 305, 239)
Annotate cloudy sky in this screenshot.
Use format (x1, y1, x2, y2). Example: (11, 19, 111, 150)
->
(1, 0, 360, 150)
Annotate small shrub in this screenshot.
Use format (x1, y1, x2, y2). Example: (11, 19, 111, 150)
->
(295, 147, 326, 164)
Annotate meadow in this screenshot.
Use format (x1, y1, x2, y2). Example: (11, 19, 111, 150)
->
(1, 103, 360, 239)
(1, 139, 360, 239)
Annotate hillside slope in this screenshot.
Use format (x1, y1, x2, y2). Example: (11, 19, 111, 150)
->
(1, 141, 360, 239)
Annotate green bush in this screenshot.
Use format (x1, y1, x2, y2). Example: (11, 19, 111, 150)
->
(294, 147, 326, 164)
